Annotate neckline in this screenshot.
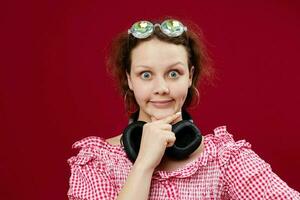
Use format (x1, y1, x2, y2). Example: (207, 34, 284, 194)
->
(152, 137, 215, 179)
(156, 136, 206, 172)
(102, 137, 123, 148)
(104, 136, 123, 147)
(99, 135, 214, 176)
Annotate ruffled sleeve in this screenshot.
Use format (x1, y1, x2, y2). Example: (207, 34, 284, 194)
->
(67, 137, 118, 200)
(214, 126, 300, 199)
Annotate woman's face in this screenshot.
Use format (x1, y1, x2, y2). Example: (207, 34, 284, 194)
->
(127, 38, 193, 122)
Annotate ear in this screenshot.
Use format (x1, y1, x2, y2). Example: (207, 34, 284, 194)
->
(126, 72, 133, 90)
(188, 66, 194, 87)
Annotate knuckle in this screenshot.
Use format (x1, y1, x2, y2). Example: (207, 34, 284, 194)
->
(144, 123, 151, 129)
(170, 133, 175, 138)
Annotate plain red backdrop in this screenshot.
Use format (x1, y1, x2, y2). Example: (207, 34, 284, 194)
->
(1, 0, 300, 199)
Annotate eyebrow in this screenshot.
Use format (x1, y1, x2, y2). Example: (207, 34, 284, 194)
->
(134, 61, 187, 69)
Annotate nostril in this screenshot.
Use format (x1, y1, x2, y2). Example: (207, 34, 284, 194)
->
(155, 87, 169, 94)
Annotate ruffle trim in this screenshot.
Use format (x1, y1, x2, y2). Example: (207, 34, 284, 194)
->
(67, 126, 252, 180)
(212, 126, 252, 167)
(68, 136, 127, 167)
(153, 126, 252, 180)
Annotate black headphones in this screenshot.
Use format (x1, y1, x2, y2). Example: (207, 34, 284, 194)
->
(121, 110, 202, 162)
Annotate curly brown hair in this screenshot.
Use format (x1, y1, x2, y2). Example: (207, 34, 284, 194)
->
(106, 17, 214, 114)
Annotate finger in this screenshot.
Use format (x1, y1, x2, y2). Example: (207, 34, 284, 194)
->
(153, 123, 172, 131)
(150, 111, 181, 124)
(160, 124, 172, 131)
(163, 131, 176, 147)
(160, 112, 181, 124)
(166, 141, 175, 147)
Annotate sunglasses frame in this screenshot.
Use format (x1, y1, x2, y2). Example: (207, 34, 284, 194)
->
(128, 19, 187, 39)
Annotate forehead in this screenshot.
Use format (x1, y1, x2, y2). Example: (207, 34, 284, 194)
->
(131, 38, 188, 68)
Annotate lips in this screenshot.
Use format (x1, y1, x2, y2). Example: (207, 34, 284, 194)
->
(150, 99, 174, 107)
(150, 99, 173, 103)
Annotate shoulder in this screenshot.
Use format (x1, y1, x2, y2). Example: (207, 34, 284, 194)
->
(106, 134, 122, 146)
(205, 126, 253, 166)
(67, 135, 127, 168)
(208, 127, 300, 199)
(67, 136, 125, 199)
(206, 125, 252, 150)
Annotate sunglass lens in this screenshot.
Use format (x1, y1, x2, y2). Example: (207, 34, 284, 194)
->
(130, 21, 154, 39)
(161, 19, 185, 37)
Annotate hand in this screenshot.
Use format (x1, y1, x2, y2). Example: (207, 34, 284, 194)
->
(135, 112, 181, 170)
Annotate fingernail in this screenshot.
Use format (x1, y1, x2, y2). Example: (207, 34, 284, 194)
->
(176, 111, 181, 115)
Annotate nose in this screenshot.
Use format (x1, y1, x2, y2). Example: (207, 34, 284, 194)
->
(153, 77, 170, 95)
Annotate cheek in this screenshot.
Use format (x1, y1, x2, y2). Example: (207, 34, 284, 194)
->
(170, 83, 189, 102)
(132, 84, 151, 103)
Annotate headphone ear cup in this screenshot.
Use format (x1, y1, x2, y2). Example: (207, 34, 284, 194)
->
(166, 120, 202, 159)
(122, 121, 146, 162)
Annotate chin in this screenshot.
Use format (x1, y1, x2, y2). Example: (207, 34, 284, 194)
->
(150, 108, 178, 120)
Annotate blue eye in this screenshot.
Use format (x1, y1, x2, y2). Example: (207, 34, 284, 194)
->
(141, 72, 151, 79)
(169, 70, 179, 78)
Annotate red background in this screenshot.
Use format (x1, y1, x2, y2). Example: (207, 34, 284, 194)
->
(1, 1, 300, 199)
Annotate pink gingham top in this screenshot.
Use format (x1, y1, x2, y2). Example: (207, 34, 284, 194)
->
(67, 126, 300, 199)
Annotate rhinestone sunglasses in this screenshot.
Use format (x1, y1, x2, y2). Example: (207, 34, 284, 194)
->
(128, 19, 187, 39)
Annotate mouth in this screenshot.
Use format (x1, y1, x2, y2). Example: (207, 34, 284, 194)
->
(149, 99, 174, 107)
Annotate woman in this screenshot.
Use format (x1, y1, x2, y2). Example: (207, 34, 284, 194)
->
(68, 18, 300, 199)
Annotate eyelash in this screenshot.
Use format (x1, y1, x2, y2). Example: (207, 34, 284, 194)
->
(140, 70, 181, 79)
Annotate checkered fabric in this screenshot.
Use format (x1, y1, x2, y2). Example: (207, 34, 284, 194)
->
(67, 126, 300, 199)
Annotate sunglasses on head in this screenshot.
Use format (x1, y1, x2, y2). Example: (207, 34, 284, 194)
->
(128, 19, 187, 39)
